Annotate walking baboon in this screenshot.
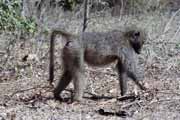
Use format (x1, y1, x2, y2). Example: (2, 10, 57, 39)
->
(49, 26, 147, 102)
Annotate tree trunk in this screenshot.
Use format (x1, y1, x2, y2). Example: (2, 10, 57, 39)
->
(111, 0, 127, 16)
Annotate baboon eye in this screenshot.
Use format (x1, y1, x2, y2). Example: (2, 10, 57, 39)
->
(134, 32, 140, 37)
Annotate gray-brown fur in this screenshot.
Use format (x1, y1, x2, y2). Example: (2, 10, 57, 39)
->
(49, 26, 147, 102)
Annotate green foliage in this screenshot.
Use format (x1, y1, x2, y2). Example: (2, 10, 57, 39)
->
(0, 0, 37, 33)
(175, 43, 180, 49)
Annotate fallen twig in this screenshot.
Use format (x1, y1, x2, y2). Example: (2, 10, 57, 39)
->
(10, 85, 53, 97)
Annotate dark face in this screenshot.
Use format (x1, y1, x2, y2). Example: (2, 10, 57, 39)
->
(128, 30, 145, 54)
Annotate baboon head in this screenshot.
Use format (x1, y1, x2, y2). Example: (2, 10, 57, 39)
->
(125, 28, 146, 54)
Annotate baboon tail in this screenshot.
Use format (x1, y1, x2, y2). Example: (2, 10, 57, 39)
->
(51, 30, 75, 40)
(49, 30, 73, 84)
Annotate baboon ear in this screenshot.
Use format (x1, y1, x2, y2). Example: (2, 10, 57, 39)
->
(134, 31, 140, 37)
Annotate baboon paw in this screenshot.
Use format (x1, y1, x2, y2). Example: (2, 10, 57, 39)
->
(49, 83, 55, 88)
(64, 98, 83, 105)
(72, 97, 84, 104)
(138, 83, 147, 91)
(120, 91, 126, 96)
(120, 93, 124, 96)
(140, 85, 147, 91)
(54, 95, 63, 101)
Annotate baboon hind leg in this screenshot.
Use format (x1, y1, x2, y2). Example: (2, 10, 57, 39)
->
(55, 42, 87, 102)
(53, 46, 75, 100)
(54, 70, 73, 100)
(117, 60, 128, 96)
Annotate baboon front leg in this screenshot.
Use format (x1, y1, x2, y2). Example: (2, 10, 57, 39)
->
(119, 73, 128, 96)
(117, 61, 128, 96)
(54, 70, 72, 100)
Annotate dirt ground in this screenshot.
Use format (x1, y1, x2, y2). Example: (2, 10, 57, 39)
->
(0, 12, 180, 120)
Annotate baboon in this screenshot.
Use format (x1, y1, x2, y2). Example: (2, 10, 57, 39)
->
(49, 26, 147, 102)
